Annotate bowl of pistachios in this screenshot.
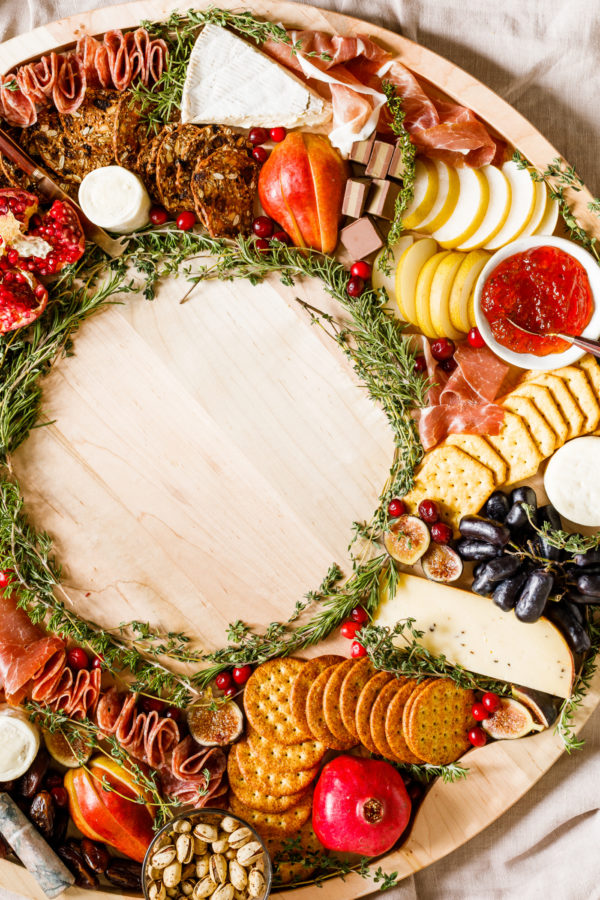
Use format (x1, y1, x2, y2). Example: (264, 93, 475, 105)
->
(142, 808, 272, 900)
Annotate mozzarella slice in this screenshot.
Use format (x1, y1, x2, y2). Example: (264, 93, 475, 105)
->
(457, 165, 511, 251)
(484, 160, 536, 250)
(544, 436, 600, 526)
(432, 167, 489, 248)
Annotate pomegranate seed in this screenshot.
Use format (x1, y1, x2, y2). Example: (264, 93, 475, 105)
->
(215, 672, 233, 691)
(35, 284, 47, 299)
(482, 692, 501, 713)
(414, 355, 428, 373)
(418, 499, 439, 524)
(254, 238, 270, 253)
(340, 620, 361, 639)
(468, 327, 485, 348)
(270, 127, 286, 142)
(271, 230, 291, 245)
(252, 216, 274, 238)
(14, 272, 26, 283)
(468, 726, 487, 748)
(388, 498, 406, 518)
(350, 260, 371, 280)
(430, 522, 452, 544)
(347, 276, 364, 298)
(3, 271, 15, 283)
(149, 206, 169, 226)
(50, 786, 69, 808)
(176, 211, 196, 231)
(67, 647, 89, 670)
(248, 127, 269, 145)
(351, 606, 369, 624)
(141, 696, 165, 713)
(351, 641, 367, 658)
(7, 249, 18, 266)
(232, 665, 252, 685)
(91, 655, 104, 669)
(430, 338, 455, 361)
(252, 146, 269, 164)
(223, 686, 237, 699)
(471, 702, 488, 722)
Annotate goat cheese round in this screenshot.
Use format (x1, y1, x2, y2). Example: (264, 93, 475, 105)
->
(544, 436, 600, 526)
(0, 706, 40, 780)
(78, 166, 151, 233)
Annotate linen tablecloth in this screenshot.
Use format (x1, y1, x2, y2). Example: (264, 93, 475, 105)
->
(1, 1, 599, 898)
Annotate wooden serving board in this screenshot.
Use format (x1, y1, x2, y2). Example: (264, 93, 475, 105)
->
(1, 2, 599, 898)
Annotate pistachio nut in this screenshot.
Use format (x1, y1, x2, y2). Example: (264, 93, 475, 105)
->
(163, 861, 182, 889)
(193, 823, 218, 842)
(192, 876, 217, 900)
(236, 842, 263, 867)
(209, 853, 228, 885)
(229, 860, 247, 891)
(176, 834, 194, 865)
(248, 868, 266, 897)
(152, 846, 177, 869)
(228, 827, 252, 850)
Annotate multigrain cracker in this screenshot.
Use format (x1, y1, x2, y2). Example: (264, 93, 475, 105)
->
(403, 678, 475, 765)
(306, 665, 356, 750)
(227, 749, 309, 812)
(322, 658, 359, 744)
(246, 726, 325, 773)
(228, 792, 312, 837)
(444, 433, 507, 485)
(485, 411, 543, 485)
(113, 92, 147, 171)
(501, 395, 556, 457)
(175, 124, 249, 211)
(384, 679, 423, 764)
(520, 372, 583, 439)
(355, 671, 394, 754)
(244, 657, 307, 745)
(290, 655, 345, 739)
(370, 677, 409, 762)
(191, 146, 258, 237)
(510, 382, 568, 445)
(339, 658, 375, 739)
(233, 742, 319, 797)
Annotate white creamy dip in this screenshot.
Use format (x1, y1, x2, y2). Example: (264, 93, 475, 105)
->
(0, 706, 40, 780)
(79, 166, 151, 233)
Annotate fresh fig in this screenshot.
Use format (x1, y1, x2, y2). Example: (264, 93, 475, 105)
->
(187, 699, 243, 746)
(511, 686, 559, 729)
(43, 728, 93, 768)
(481, 697, 545, 740)
(421, 544, 463, 583)
(384, 515, 430, 566)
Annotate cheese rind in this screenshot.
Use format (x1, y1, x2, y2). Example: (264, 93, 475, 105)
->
(374, 573, 574, 698)
(181, 25, 331, 129)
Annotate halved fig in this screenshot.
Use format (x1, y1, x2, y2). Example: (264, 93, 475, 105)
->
(43, 727, 93, 768)
(481, 698, 545, 740)
(384, 515, 430, 565)
(421, 544, 463, 583)
(511, 686, 559, 728)
(187, 699, 244, 746)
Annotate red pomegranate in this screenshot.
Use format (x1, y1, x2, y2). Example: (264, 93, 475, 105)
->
(0, 188, 38, 229)
(0, 266, 48, 333)
(312, 755, 411, 857)
(26, 200, 85, 275)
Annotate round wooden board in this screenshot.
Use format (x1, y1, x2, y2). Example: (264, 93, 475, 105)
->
(1, 2, 599, 898)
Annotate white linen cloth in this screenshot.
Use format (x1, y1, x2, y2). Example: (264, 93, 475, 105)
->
(0, 2, 598, 898)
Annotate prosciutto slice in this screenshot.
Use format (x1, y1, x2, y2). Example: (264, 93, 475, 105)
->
(0, 593, 66, 705)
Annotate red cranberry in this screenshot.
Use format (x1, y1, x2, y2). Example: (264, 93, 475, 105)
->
(164, 707, 181, 722)
(223, 686, 237, 699)
(350, 260, 371, 280)
(468, 726, 487, 748)
(51, 786, 69, 808)
(347, 277, 364, 298)
(232, 665, 252, 685)
(248, 127, 269, 146)
(141, 696, 165, 713)
(340, 621, 361, 639)
(430, 338, 455, 361)
(271, 230, 291, 245)
(270, 127, 286, 142)
(467, 327, 485, 348)
(418, 499, 439, 524)
(430, 522, 452, 544)
(176, 211, 196, 231)
(215, 672, 233, 692)
(67, 647, 89, 671)
(350, 641, 367, 658)
(388, 498, 406, 518)
(471, 702, 488, 722)
(482, 692, 501, 713)
(414, 355, 428, 374)
(351, 606, 369, 624)
(254, 238, 270, 253)
(91, 655, 104, 669)
(149, 206, 169, 226)
(0, 569, 13, 588)
(252, 216, 274, 238)
(252, 146, 269, 164)
(440, 357, 458, 373)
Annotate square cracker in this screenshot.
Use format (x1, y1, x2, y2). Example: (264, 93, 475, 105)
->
(520, 372, 583, 439)
(579, 356, 600, 435)
(510, 382, 568, 445)
(551, 366, 600, 433)
(444, 433, 507, 485)
(402, 445, 495, 531)
(486, 410, 543, 485)
(501, 395, 556, 457)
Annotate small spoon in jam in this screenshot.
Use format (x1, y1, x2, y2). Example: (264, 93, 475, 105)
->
(506, 317, 600, 359)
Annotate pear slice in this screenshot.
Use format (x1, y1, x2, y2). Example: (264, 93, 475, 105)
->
(449, 249, 490, 334)
(432, 167, 489, 249)
(534, 193, 559, 236)
(395, 236, 438, 326)
(429, 251, 467, 339)
(402, 158, 439, 230)
(484, 160, 536, 250)
(457, 165, 511, 251)
(417, 160, 460, 235)
(415, 250, 452, 338)
(519, 180, 549, 237)
(372, 234, 414, 318)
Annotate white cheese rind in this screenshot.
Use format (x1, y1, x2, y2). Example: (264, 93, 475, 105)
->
(78, 166, 150, 234)
(0, 707, 40, 780)
(181, 24, 332, 129)
(374, 573, 574, 698)
(544, 436, 600, 526)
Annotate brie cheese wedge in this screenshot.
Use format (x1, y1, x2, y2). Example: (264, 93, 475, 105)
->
(181, 24, 332, 130)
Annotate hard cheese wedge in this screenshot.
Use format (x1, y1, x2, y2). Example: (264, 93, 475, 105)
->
(375, 572, 574, 698)
(181, 24, 332, 129)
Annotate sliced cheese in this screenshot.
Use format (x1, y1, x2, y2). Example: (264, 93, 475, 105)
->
(181, 25, 332, 130)
(374, 572, 574, 698)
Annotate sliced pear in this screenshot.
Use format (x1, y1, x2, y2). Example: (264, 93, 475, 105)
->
(402, 158, 439, 230)
(432, 167, 489, 248)
(467, 285, 477, 330)
(484, 160, 536, 250)
(417, 161, 460, 235)
(415, 250, 451, 338)
(519, 180, 549, 237)
(372, 235, 414, 317)
(457, 165, 511, 251)
(395, 237, 439, 326)
(449, 250, 490, 334)
(534, 192, 559, 236)
(429, 251, 466, 339)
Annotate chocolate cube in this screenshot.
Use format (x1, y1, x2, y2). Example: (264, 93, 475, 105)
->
(388, 145, 407, 180)
(365, 141, 394, 178)
(349, 138, 375, 165)
(366, 179, 401, 219)
(342, 178, 371, 218)
(339, 216, 384, 258)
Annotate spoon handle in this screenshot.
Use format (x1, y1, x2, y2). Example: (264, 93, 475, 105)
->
(559, 333, 600, 359)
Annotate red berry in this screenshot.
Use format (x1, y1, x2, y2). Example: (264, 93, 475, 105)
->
(232, 664, 252, 685)
(67, 647, 89, 671)
(50, 786, 69, 808)
(176, 211, 196, 231)
(142, 696, 165, 713)
(0, 569, 13, 588)
(223, 686, 237, 699)
(252, 216, 274, 238)
(430, 522, 452, 544)
(215, 672, 233, 691)
(414, 355, 427, 373)
(270, 127, 286, 143)
(272, 230, 291, 245)
(468, 726, 487, 748)
(149, 206, 169, 226)
(418, 499, 439, 524)
(351, 641, 367, 658)
(388, 498, 406, 518)
(252, 146, 269, 164)
(482, 692, 501, 713)
(467, 327, 485, 348)
(471, 702, 488, 722)
(91, 655, 104, 669)
(350, 260, 371, 280)
(254, 238, 270, 253)
(351, 606, 369, 624)
(45, 774, 63, 789)
(164, 706, 181, 722)
(440, 357, 458, 373)
(347, 276, 364, 298)
(340, 620, 361, 639)
(248, 127, 268, 146)
(430, 338, 455, 361)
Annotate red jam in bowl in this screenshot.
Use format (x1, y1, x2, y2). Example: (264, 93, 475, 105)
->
(481, 245, 594, 355)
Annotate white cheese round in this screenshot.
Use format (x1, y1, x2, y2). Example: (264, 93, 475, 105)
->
(544, 436, 600, 526)
(0, 706, 40, 780)
(79, 166, 151, 234)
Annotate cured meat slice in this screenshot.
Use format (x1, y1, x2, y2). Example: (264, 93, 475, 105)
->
(46, 666, 102, 719)
(0, 594, 66, 705)
(171, 735, 227, 782)
(419, 401, 506, 450)
(104, 31, 133, 92)
(53, 55, 86, 115)
(441, 344, 509, 405)
(96, 687, 180, 767)
(0, 76, 37, 128)
(76, 35, 103, 88)
(160, 767, 228, 807)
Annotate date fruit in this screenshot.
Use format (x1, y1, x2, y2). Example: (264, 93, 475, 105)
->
(18, 748, 49, 798)
(80, 838, 110, 874)
(57, 840, 99, 889)
(29, 790, 54, 839)
(106, 858, 143, 890)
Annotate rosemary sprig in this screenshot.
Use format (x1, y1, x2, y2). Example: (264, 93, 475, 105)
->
(555, 616, 600, 752)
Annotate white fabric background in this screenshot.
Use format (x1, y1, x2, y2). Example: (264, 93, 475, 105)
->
(1, 2, 599, 898)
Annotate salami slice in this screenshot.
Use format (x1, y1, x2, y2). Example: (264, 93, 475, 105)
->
(103, 30, 133, 92)
(46, 666, 102, 719)
(0, 77, 37, 128)
(53, 55, 86, 115)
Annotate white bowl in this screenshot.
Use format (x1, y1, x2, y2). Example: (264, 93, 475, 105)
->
(473, 235, 600, 370)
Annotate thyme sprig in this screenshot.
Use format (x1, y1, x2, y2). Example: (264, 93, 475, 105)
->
(522, 502, 600, 555)
(555, 616, 600, 752)
(381, 80, 417, 257)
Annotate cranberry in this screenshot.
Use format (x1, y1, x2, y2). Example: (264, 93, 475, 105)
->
(351, 606, 369, 624)
(51, 786, 69, 808)
(482, 692, 501, 713)
(223, 686, 237, 699)
(248, 127, 269, 145)
(388, 498, 406, 518)
(340, 620, 361, 639)
(252, 216, 274, 238)
(347, 277, 364, 298)
(164, 706, 181, 722)
(215, 672, 233, 691)
(254, 238, 270, 253)
(45, 774, 63, 789)
(67, 647, 89, 670)
(272, 230, 291, 245)
(430, 522, 452, 544)
(252, 146, 269, 164)
(141, 696, 165, 713)
(468, 726, 487, 748)
(471, 702, 488, 722)
(270, 127, 286, 143)
(350, 260, 371, 280)
(176, 211, 196, 231)
(350, 641, 367, 658)
(418, 499, 439, 524)
(0, 569, 13, 588)
(414, 355, 428, 374)
(440, 357, 458, 373)
(430, 338, 455, 361)
(91, 655, 104, 669)
(467, 327, 485, 348)
(149, 206, 169, 226)
(232, 664, 252, 685)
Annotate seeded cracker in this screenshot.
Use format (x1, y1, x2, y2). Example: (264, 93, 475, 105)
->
(175, 124, 250, 212)
(403, 678, 475, 765)
(339, 658, 376, 740)
(355, 671, 394, 754)
(323, 658, 359, 744)
(24, 107, 98, 184)
(155, 127, 187, 215)
(234, 740, 319, 796)
(140, 124, 177, 202)
(191, 146, 259, 238)
(244, 657, 307, 745)
(385, 679, 423, 763)
(113, 93, 148, 171)
(227, 749, 309, 813)
(228, 792, 312, 838)
(306, 665, 356, 750)
(290, 654, 345, 738)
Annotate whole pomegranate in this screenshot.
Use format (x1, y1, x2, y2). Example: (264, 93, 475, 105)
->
(312, 755, 411, 856)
